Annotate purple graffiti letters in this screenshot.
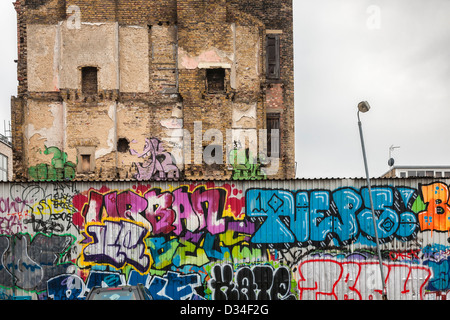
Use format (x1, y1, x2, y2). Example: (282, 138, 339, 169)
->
(82, 219, 151, 273)
(130, 137, 180, 181)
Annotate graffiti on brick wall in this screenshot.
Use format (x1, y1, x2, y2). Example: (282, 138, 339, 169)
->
(229, 149, 266, 180)
(28, 147, 76, 181)
(130, 138, 180, 181)
(1, 181, 450, 299)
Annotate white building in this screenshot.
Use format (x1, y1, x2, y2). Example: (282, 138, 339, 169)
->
(0, 133, 12, 181)
(381, 165, 450, 178)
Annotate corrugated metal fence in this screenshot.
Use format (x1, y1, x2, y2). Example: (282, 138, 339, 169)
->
(0, 178, 448, 300)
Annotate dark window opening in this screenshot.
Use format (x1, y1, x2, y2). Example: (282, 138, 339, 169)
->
(82, 67, 98, 96)
(266, 35, 280, 79)
(267, 113, 280, 157)
(81, 155, 91, 172)
(77, 146, 95, 173)
(117, 138, 130, 153)
(206, 68, 225, 93)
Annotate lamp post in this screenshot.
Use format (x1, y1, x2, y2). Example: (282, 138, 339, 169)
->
(357, 101, 388, 300)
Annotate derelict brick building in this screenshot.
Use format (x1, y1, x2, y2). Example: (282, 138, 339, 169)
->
(11, 0, 295, 181)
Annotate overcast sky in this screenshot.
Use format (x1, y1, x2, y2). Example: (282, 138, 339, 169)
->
(294, 0, 450, 178)
(0, 1, 449, 179)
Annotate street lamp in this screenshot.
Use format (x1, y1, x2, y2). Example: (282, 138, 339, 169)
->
(357, 101, 388, 300)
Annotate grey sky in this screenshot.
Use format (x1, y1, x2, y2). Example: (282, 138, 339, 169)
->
(1, 1, 450, 179)
(0, 0, 17, 135)
(294, 0, 450, 178)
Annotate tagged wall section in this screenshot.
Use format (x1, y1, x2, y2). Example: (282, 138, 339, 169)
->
(0, 178, 448, 300)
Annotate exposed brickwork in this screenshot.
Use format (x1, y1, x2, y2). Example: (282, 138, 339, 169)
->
(11, 0, 295, 181)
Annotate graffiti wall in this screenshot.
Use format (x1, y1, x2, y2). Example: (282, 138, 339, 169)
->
(0, 178, 449, 300)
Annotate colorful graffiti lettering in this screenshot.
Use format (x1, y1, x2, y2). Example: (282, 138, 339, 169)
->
(246, 186, 419, 246)
(73, 184, 252, 272)
(419, 182, 450, 233)
(81, 218, 151, 274)
(0, 180, 450, 300)
(75, 184, 245, 233)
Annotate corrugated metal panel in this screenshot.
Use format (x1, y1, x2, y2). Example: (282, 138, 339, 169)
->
(0, 178, 448, 300)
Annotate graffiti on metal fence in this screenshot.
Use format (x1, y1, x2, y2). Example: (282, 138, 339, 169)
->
(0, 181, 448, 299)
(28, 147, 76, 181)
(208, 263, 295, 300)
(246, 185, 425, 246)
(296, 258, 432, 300)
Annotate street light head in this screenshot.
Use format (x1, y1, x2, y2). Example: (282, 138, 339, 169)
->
(358, 101, 371, 113)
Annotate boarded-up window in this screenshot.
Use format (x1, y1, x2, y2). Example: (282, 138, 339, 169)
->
(77, 146, 95, 173)
(267, 113, 280, 157)
(82, 67, 98, 95)
(206, 68, 225, 93)
(266, 35, 280, 79)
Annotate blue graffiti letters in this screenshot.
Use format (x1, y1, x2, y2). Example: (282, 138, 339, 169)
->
(246, 186, 419, 246)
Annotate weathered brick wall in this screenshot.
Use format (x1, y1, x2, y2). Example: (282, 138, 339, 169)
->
(177, 0, 233, 179)
(65, 0, 177, 24)
(12, 1, 26, 180)
(226, 0, 295, 179)
(11, 0, 295, 181)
